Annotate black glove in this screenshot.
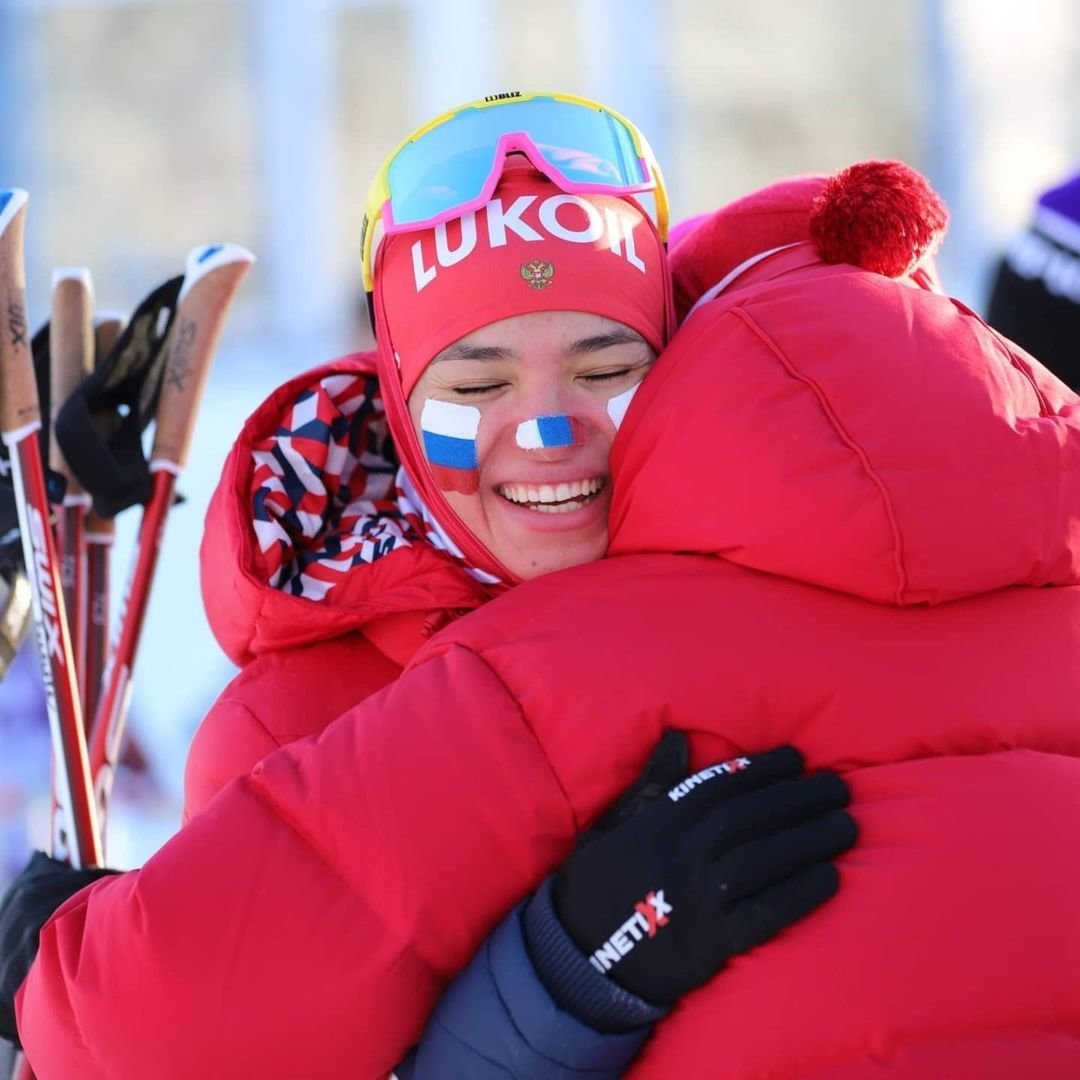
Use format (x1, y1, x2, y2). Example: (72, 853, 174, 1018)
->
(584, 729, 691, 834)
(0, 851, 118, 1047)
(553, 743, 856, 1005)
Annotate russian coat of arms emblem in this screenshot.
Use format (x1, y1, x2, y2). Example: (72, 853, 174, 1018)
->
(520, 259, 555, 290)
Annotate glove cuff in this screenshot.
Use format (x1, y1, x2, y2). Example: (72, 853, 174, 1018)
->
(523, 877, 667, 1034)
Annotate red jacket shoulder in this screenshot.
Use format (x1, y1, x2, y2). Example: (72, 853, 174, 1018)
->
(184, 633, 402, 820)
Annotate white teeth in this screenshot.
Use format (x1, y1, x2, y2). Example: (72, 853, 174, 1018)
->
(533, 502, 580, 514)
(497, 476, 606, 507)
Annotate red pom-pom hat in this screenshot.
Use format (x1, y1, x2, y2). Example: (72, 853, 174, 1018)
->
(810, 160, 949, 277)
(671, 160, 949, 321)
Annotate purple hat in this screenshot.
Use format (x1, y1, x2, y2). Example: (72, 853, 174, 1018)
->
(1034, 174, 1080, 252)
(986, 170, 1080, 390)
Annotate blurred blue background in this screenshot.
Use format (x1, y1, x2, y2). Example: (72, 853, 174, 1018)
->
(0, 0, 1077, 884)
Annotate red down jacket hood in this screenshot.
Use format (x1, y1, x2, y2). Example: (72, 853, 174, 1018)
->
(200, 351, 490, 666)
(610, 240, 1080, 601)
(613, 159, 1080, 600)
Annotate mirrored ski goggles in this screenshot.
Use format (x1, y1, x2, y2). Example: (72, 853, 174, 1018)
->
(361, 91, 669, 291)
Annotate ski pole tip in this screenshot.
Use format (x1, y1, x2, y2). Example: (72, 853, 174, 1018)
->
(179, 242, 256, 301)
(51, 266, 95, 294)
(0, 188, 29, 234)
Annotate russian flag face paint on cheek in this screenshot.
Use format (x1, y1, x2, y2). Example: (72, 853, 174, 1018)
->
(420, 398, 482, 494)
(606, 382, 641, 431)
(515, 414, 584, 451)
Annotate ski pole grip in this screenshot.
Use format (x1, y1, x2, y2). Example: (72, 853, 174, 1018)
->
(150, 243, 254, 471)
(49, 268, 95, 485)
(0, 189, 41, 437)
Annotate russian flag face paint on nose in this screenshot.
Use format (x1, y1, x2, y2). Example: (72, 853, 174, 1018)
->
(421, 398, 481, 494)
(515, 414, 584, 451)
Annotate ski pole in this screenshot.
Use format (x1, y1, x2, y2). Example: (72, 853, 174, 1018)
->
(89, 243, 253, 825)
(46, 269, 97, 877)
(10, 261, 96, 1080)
(49, 268, 94, 705)
(82, 312, 125, 729)
(0, 189, 101, 869)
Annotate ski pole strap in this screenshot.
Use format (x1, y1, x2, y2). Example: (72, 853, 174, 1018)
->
(54, 275, 182, 518)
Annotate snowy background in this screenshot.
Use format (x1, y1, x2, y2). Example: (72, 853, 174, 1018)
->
(0, 0, 1077, 885)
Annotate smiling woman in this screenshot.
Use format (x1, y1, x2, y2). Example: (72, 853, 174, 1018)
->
(186, 98, 672, 829)
(373, 151, 670, 584)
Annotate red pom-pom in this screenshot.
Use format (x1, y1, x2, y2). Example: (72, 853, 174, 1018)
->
(809, 160, 948, 277)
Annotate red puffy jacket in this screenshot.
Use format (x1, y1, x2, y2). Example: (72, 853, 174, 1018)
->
(19, 245, 1080, 1078)
(189, 351, 491, 817)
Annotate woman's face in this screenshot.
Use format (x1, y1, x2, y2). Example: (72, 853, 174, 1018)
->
(407, 310, 656, 580)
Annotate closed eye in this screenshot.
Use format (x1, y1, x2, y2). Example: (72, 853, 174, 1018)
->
(452, 383, 506, 396)
(581, 368, 633, 383)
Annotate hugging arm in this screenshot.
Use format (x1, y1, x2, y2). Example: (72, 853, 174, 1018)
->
(12, 647, 578, 1078)
(6, 648, 853, 1078)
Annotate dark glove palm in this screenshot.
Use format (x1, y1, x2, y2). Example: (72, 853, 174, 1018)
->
(553, 744, 855, 1005)
(0, 851, 117, 1046)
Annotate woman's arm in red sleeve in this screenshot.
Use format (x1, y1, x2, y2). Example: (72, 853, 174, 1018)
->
(18, 645, 576, 1080)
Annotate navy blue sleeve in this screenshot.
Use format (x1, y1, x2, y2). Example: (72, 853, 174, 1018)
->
(396, 881, 664, 1079)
